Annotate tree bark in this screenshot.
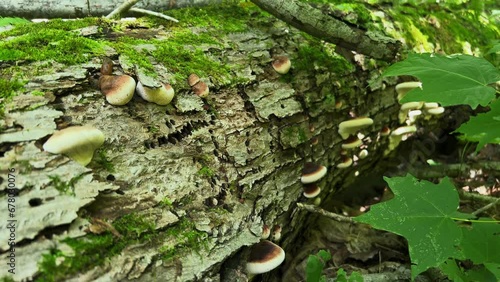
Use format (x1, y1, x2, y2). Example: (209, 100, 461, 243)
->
(0, 13, 399, 280)
(1, 2, 495, 282)
(250, 0, 401, 61)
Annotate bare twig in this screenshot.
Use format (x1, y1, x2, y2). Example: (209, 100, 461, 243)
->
(408, 161, 500, 179)
(129, 8, 179, 22)
(459, 190, 499, 204)
(472, 197, 500, 216)
(296, 203, 355, 223)
(106, 0, 141, 19)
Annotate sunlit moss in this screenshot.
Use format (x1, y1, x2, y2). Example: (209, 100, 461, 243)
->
(0, 28, 104, 64)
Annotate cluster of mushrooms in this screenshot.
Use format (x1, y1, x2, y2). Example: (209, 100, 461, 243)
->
(42, 58, 214, 165)
(385, 81, 445, 151)
(99, 57, 209, 106)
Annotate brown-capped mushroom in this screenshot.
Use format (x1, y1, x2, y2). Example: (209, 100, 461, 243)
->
(246, 240, 285, 275)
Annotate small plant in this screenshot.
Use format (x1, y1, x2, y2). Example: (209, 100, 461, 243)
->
(306, 250, 331, 282)
(336, 268, 363, 282)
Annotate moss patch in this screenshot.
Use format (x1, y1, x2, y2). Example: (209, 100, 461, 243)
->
(294, 39, 355, 75)
(0, 78, 25, 116)
(0, 28, 104, 64)
(37, 213, 156, 282)
(159, 218, 208, 261)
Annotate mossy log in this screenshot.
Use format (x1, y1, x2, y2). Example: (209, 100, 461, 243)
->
(0, 2, 497, 282)
(0, 0, 220, 19)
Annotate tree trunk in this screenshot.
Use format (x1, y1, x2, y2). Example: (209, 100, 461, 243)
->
(0, 2, 496, 282)
(0, 0, 220, 18)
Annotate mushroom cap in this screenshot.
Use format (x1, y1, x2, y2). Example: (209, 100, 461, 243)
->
(337, 156, 353, 169)
(400, 101, 424, 111)
(380, 126, 391, 136)
(358, 149, 369, 159)
(246, 240, 285, 275)
(43, 126, 105, 166)
(99, 75, 136, 106)
(261, 225, 271, 240)
(272, 56, 291, 74)
(303, 183, 321, 198)
(192, 81, 209, 98)
(392, 125, 417, 136)
(338, 117, 373, 139)
(395, 81, 422, 100)
(188, 73, 200, 87)
(426, 107, 445, 115)
(136, 82, 175, 105)
(424, 102, 439, 109)
(342, 135, 362, 149)
(301, 162, 327, 184)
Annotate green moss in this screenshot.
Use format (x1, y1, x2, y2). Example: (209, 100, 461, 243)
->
(37, 213, 156, 282)
(294, 40, 354, 74)
(0, 78, 25, 117)
(159, 219, 208, 261)
(31, 90, 45, 96)
(153, 43, 231, 85)
(93, 148, 115, 172)
(287, 126, 308, 143)
(159, 1, 269, 34)
(159, 197, 173, 207)
(1, 18, 100, 38)
(107, 37, 157, 78)
(148, 125, 159, 133)
(48, 175, 83, 195)
(113, 213, 156, 238)
(0, 28, 104, 64)
(197, 166, 215, 178)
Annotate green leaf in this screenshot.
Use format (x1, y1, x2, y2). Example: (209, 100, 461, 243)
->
(465, 266, 498, 282)
(306, 250, 331, 282)
(484, 263, 500, 279)
(440, 259, 498, 282)
(383, 53, 500, 108)
(354, 175, 471, 278)
(455, 99, 500, 152)
(440, 259, 467, 282)
(460, 219, 500, 265)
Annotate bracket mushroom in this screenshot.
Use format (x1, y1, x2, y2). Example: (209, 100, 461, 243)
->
(43, 126, 105, 166)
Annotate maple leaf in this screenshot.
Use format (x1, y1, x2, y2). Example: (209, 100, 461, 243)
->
(354, 175, 471, 279)
(383, 53, 500, 108)
(455, 98, 500, 152)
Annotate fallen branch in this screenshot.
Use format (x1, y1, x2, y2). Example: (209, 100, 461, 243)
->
(129, 8, 179, 22)
(296, 203, 354, 223)
(472, 197, 500, 216)
(250, 0, 400, 61)
(106, 0, 141, 19)
(408, 161, 500, 179)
